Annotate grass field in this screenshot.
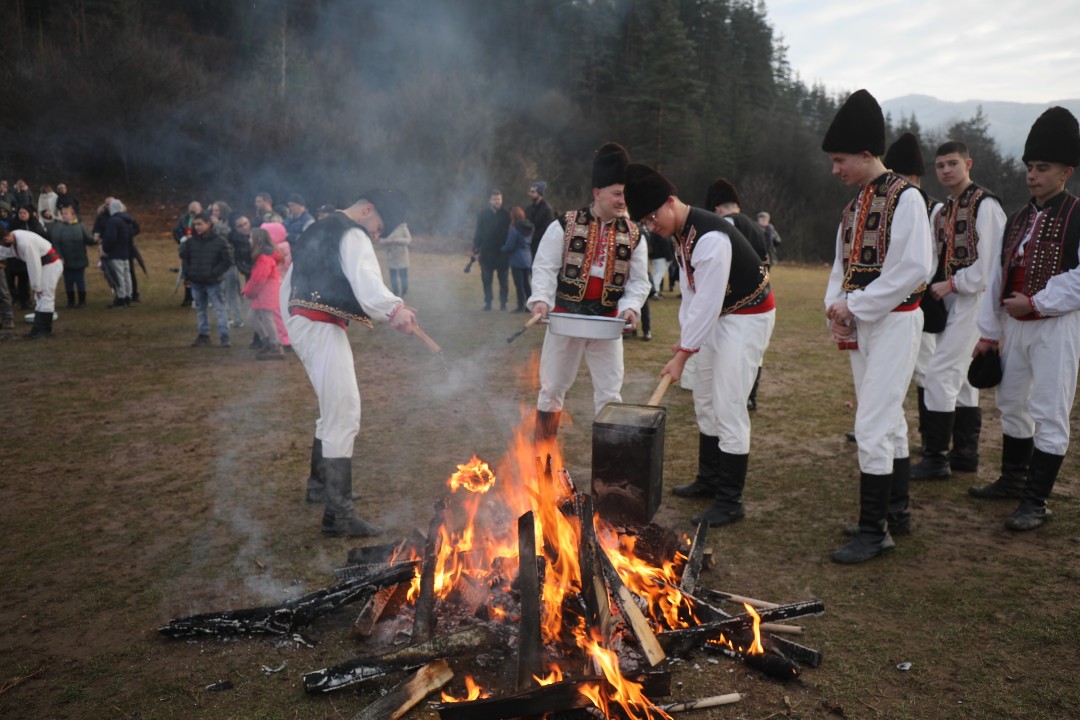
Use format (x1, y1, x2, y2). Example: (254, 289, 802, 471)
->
(1, 224, 1078, 719)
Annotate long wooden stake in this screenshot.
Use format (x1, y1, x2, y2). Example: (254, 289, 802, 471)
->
(659, 692, 742, 712)
(351, 659, 453, 720)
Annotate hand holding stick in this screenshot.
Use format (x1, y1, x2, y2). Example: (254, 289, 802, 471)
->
(647, 374, 673, 406)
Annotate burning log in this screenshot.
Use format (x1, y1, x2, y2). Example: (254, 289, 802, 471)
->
(413, 500, 447, 643)
(351, 582, 410, 639)
(350, 659, 453, 720)
(304, 625, 507, 693)
(704, 641, 801, 681)
(698, 587, 779, 610)
(656, 599, 825, 654)
(598, 546, 666, 667)
(158, 563, 417, 640)
(763, 635, 823, 669)
(516, 510, 543, 691)
(677, 522, 709, 597)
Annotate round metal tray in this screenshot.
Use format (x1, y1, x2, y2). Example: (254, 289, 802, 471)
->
(546, 312, 627, 340)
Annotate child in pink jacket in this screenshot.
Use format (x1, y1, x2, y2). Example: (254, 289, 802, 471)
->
(242, 227, 284, 360)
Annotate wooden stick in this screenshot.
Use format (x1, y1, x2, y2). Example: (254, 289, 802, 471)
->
(506, 314, 542, 343)
(598, 550, 666, 666)
(700, 588, 780, 609)
(647, 374, 674, 406)
(411, 326, 441, 354)
(351, 659, 453, 720)
(761, 623, 803, 635)
(659, 693, 742, 712)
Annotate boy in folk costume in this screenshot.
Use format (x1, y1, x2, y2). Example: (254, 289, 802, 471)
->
(823, 90, 934, 564)
(909, 141, 1006, 480)
(624, 164, 775, 528)
(970, 107, 1080, 530)
(0, 228, 63, 338)
(528, 142, 651, 438)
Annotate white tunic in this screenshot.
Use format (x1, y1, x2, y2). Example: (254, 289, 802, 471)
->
(0, 230, 64, 313)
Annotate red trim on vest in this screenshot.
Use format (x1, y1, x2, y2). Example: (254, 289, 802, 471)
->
(731, 291, 775, 315)
(290, 307, 348, 328)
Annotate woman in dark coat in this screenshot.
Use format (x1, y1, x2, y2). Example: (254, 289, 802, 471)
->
(49, 206, 96, 307)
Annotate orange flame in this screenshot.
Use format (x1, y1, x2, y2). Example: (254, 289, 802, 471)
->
(744, 602, 765, 655)
(578, 627, 672, 720)
(440, 675, 489, 703)
(533, 663, 564, 686)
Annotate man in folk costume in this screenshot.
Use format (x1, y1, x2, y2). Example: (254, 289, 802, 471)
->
(528, 142, 651, 438)
(970, 107, 1080, 530)
(823, 90, 934, 564)
(282, 189, 417, 537)
(0, 228, 63, 338)
(909, 141, 1006, 480)
(625, 164, 775, 528)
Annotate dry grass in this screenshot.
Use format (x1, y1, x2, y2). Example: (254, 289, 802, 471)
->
(1, 229, 1078, 719)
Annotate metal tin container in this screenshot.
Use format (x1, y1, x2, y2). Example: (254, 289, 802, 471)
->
(546, 313, 626, 340)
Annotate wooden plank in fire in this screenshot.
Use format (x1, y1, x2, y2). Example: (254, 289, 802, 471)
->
(412, 498, 447, 644)
(678, 521, 709, 596)
(656, 599, 825, 653)
(576, 495, 612, 641)
(350, 659, 453, 720)
(597, 547, 666, 667)
(516, 510, 543, 691)
(304, 625, 506, 693)
(351, 581, 410, 639)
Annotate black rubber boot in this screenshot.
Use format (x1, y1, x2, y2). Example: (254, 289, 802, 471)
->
(911, 410, 954, 480)
(321, 458, 381, 537)
(844, 457, 911, 536)
(304, 437, 325, 503)
(691, 451, 748, 527)
(534, 410, 561, 443)
(65, 291, 75, 308)
(26, 311, 51, 338)
(1005, 448, 1064, 531)
(77, 291, 86, 307)
(948, 406, 981, 472)
(969, 435, 1033, 499)
(672, 433, 722, 498)
(915, 386, 928, 456)
(832, 472, 895, 564)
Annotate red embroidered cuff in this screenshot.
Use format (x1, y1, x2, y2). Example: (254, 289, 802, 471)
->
(949, 277, 958, 294)
(387, 302, 405, 321)
(1028, 296, 1038, 314)
(979, 337, 999, 346)
(678, 346, 700, 354)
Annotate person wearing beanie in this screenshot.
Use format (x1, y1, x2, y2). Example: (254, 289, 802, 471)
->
(905, 141, 1007, 484)
(284, 193, 315, 243)
(625, 163, 775, 528)
(527, 142, 651, 439)
(525, 180, 556, 259)
(822, 89, 934, 564)
(970, 106, 1080, 531)
(282, 189, 419, 538)
(102, 199, 139, 308)
(0, 226, 63, 337)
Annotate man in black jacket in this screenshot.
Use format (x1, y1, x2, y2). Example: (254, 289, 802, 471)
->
(525, 181, 555, 259)
(180, 212, 234, 347)
(472, 189, 511, 310)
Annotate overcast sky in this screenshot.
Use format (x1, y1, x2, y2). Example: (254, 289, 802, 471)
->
(765, 0, 1080, 104)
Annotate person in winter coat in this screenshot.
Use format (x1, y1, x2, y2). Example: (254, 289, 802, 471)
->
(180, 212, 234, 347)
(378, 222, 411, 297)
(38, 185, 58, 224)
(49, 205, 95, 308)
(260, 221, 291, 349)
(242, 227, 284, 359)
(101, 200, 140, 308)
(501, 207, 533, 312)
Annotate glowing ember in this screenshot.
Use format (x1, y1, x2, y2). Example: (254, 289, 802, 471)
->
(533, 664, 564, 686)
(440, 675, 489, 703)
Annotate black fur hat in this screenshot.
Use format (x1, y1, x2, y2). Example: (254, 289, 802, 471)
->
(359, 188, 409, 232)
(705, 177, 741, 210)
(1022, 107, 1080, 167)
(822, 89, 886, 156)
(624, 163, 676, 221)
(592, 142, 631, 189)
(884, 132, 925, 177)
(967, 348, 1002, 389)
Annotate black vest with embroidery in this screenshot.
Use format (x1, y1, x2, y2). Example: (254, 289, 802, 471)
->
(554, 208, 640, 315)
(932, 183, 997, 282)
(676, 208, 771, 315)
(839, 172, 926, 304)
(1000, 190, 1080, 300)
(288, 213, 374, 327)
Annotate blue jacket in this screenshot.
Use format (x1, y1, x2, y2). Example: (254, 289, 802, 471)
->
(501, 220, 534, 270)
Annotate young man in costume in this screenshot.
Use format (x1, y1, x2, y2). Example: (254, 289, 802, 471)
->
(0, 227, 63, 337)
(970, 107, 1080, 530)
(910, 141, 1005, 480)
(527, 142, 651, 438)
(625, 163, 774, 528)
(822, 90, 934, 563)
(282, 189, 417, 537)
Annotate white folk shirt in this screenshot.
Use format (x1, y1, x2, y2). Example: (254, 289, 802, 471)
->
(676, 228, 734, 351)
(0, 230, 60, 293)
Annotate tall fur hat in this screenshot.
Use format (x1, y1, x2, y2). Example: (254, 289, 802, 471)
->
(358, 188, 409, 232)
(624, 163, 676, 221)
(592, 142, 631, 189)
(822, 89, 886, 156)
(884, 132, 925, 177)
(1023, 107, 1080, 167)
(705, 177, 741, 210)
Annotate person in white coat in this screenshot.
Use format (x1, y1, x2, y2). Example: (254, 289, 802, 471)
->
(0, 228, 63, 338)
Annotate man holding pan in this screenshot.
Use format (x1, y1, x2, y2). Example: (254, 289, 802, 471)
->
(624, 163, 775, 529)
(282, 189, 418, 538)
(528, 142, 651, 439)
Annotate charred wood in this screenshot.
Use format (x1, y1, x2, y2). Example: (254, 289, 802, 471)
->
(413, 499, 447, 643)
(598, 547, 665, 667)
(656, 599, 825, 653)
(677, 522, 709, 597)
(350, 659, 453, 720)
(516, 511, 543, 691)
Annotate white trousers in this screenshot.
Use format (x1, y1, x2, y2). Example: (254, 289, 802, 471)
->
(537, 331, 624, 416)
(850, 311, 922, 474)
(692, 310, 775, 455)
(913, 332, 935, 387)
(36, 260, 64, 313)
(924, 292, 982, 411)
(286, 315, 361, 459)
(997, 313, 1080, 455)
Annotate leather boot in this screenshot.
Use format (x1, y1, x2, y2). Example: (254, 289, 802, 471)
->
(911, 410, 954, 480)
(65, 291, 75, 308)
(672, 433, 722, 498)
(843, 457, 911, 536)
(915, 386, 928, 456)
(534, 410, 561, 443)
(969, 435, 1032, 499)
(1005, 448, 1064, 531)
(27, 311, 51, 338)
(691, 451, 748, 527)
(321, 457, 380, 537)
(304, 438, 325, 503)
(77, 291, 86, 307)
(948, 406, 981, 472)
(832, 472, 895, 564)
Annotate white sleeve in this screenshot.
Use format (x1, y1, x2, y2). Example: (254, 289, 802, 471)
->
(16, 232, 45, 293)
(1032, 243, 1080, 316)
(527, 220, 564, 310)
(953, 197, 1006, 296)
(340, 228, 403, 320)
(824, 222, 845, 310)
(616, 231, 652, 315)
(678, 231, 730, 351)
(847, 189, 934, 323)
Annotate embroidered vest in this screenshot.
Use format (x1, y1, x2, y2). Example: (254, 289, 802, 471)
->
(676, 208, 771, 315)
(1000, 190, 1080, 303)
(840, 172, 926, 305)
(932, 183, 997, 281)
(554, 209, 639, 315)
(288, 213, 374, 327)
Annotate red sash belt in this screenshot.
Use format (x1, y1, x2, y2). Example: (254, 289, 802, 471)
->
(41, 248, 60, 265)
(289, 307, 348, 328)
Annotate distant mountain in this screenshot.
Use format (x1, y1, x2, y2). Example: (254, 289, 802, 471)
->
(881, 95, 1080, 160)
